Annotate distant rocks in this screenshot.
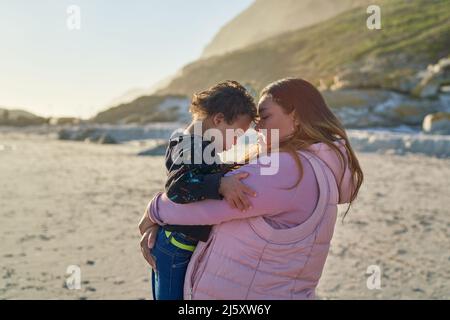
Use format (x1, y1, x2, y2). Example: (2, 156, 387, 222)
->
(423, 112, 450, 135)
(323, 89, 392, 110)
(323, 89, 443, 128)
(57, 129, 72, 141)
(318, 57, 450, 130)
(347, 129, 450, 158)
(137, 142, 168, 156)
(57, 123, 183, 144)
(97, 134, 117, 145)
(323, 89, 390, 127)
(58, 128, 117, 144)
(413, 57, 450, 99)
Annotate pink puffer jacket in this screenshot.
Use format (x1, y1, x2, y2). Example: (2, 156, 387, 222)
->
(149, 142, 353, 299)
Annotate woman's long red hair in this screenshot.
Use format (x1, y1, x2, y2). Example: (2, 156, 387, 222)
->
(260, 78, 364, 218)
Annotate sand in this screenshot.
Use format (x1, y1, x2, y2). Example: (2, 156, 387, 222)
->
(0, 131, 449, 299)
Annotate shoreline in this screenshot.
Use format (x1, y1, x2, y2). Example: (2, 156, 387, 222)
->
(1, 124, 450, 158)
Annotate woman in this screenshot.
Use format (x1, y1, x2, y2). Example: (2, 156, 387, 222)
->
(140, 78, 363, 299)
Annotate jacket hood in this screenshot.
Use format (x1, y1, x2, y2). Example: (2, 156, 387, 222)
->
(308, 140, 355, 204)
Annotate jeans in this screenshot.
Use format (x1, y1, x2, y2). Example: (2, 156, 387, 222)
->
(150, 227, 197, 300)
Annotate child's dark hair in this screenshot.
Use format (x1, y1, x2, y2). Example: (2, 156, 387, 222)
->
(190, 80, 257, 123)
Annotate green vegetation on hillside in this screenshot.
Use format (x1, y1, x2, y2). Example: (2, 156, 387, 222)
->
(202, 0, 369, 58)
(159, 0, 450, 96)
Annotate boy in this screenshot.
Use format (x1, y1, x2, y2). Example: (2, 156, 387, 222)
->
(147, 81, 257, 300)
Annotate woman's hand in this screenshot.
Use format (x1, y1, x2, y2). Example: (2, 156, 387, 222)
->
(140, 225, 158, 270)
(139, 206, 155, 235)
(219, 172, 256, 211)
(138, 203, 158, 269)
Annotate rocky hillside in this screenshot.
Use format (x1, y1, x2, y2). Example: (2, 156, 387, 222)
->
(155, 0, 450, 128)
(202, 0, 368, 58)
(161, 0, 449, 96)
(94, 0, 449, 130)
(92, 94, 190, 124)
(0, 107, 47, 126)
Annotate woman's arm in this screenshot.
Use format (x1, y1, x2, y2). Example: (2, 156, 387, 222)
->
(148, 160, 298, 226)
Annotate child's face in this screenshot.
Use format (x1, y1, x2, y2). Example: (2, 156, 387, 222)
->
(211, 114, 252, 152)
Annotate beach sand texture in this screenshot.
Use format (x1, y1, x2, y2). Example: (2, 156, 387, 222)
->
(0, 132, 449, 299)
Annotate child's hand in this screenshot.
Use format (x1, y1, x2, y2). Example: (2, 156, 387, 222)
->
(219, 172, 256, 212)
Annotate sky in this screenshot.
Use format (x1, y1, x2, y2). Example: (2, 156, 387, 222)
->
(0, 0, 253, 118)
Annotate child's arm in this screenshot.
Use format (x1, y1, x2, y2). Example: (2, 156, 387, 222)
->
(165, 166, 223, 203)
(165, 136, 256, 210)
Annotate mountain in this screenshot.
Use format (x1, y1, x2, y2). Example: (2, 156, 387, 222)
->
(96, 0, 449, 128)
(0, 107, 41, 120)
(106, 88, 152, 108)
(158, 0, 450, 98)
(0, 107, 47, 126)
(92, 94, 190, 124)
(106, 75, 177, 108)
(202, 0, 369, 58)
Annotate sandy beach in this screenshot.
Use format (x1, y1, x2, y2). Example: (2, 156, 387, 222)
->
(0, 131, 449, 299)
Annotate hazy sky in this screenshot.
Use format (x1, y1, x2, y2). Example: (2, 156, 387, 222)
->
(0, 0, 253, 118)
